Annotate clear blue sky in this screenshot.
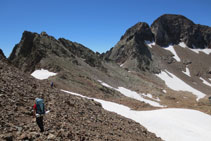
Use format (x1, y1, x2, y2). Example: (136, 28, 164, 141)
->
(0, 0, 211, 57)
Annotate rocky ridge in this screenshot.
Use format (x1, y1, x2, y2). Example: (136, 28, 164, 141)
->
(9, 31, 105, 73)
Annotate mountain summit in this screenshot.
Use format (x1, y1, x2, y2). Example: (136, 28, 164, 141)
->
(151, 14, 211, 48)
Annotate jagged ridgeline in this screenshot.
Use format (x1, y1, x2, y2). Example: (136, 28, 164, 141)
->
(9, 31, 105, 73)
(8, 14, 211, 74)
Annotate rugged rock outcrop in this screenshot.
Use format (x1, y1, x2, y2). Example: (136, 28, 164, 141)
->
(9, 31, 105, 72)
(151, 14, 211, 48)
(0, 59, 161, 141)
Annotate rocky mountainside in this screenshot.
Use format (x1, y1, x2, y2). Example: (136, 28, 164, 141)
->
(0, 55, 161, 140)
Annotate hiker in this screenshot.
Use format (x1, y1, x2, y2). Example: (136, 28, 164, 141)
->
(33, 98, 45, 132)
(50, 82, 54, 88)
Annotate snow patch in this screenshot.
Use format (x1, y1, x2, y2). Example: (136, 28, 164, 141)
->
(200, 77, 211, 87)
(156, 70, 205, 101)
(145, 40, 155, 48)
(179, 42, 211, 55)
(178, 42, 187, 48)
(120, 63, 124, 67)
(182, 67, 191, 77)
(98, 80, 165, 107)
(163, 45, 181, 62)
(62, 90, 211, 141)
(191, 48, 211, 55)
(31, 69, 57, 80)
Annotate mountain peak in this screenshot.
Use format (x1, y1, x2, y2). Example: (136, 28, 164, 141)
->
(151, 14, 211, 48)
(120, 22, 154, 42)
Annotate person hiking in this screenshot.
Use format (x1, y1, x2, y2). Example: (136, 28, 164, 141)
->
(33, 98, 45, 132)
(50, 82, 54, 88)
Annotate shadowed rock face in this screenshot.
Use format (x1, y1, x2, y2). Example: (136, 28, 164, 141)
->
(0, 49, 6, 60)
(120, 22, 154, 42)
(151, 14, 211, 48)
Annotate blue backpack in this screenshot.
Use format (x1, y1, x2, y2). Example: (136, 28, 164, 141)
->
(36, 98, 45, 114)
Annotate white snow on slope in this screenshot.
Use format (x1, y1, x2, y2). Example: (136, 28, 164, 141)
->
(164, 45, 181, 62)
(179, 42, 211, 55)
(145, 40, 155, 48)
(156, 70, 205, 101)
(98, 80, 165, 107)
(31, 69, 57, 80)
(178, 42, 187, 48)
(200, 77, 211, 87)
(120, 63, 124, 67)
(62, 90, 211, 141)
(182, 67, 191, 77)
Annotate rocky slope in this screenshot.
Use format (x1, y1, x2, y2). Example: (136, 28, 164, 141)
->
(0, 56, 161, 140)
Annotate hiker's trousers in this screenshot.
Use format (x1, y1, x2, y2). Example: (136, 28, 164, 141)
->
(36, 116, 44, 132)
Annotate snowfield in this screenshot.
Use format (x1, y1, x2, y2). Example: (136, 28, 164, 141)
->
(163, 45, 181, 62)
(145, 40, 155, 48)
(156, 70, 205, 101)
(62, 90, 211, 141)
(200, 77, 211, 87)
(31, 69, 57, 80)
(179, 42, 211, 55)
(182, 67, 191, 77)
(98, 80, 165, 107)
